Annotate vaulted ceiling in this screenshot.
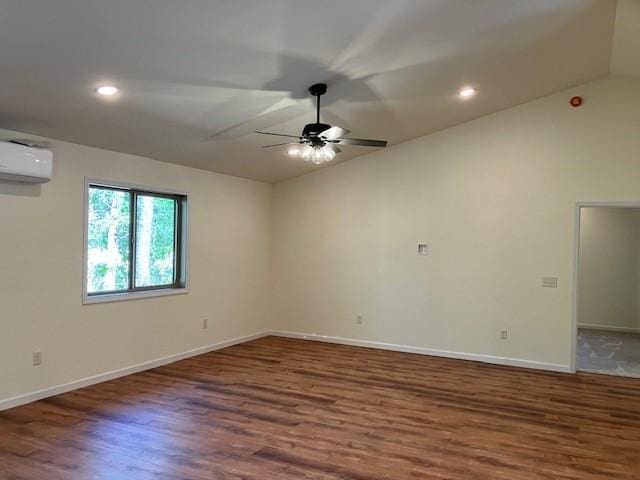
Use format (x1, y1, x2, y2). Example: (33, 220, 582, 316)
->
(0, 1, 618, 182)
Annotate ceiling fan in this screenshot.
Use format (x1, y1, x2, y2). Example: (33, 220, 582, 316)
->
(256, 83, 388, 164)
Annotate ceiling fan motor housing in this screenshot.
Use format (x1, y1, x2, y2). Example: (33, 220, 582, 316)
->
(302, 122, 332, 139)
(308, 83, 328, 97)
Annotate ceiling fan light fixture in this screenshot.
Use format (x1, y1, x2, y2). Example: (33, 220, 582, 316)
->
(297, 144, 335, 164)
(287, 146, 301, 156)
(313, 147, 324, 163)
(301, 145, 314, 161)
(322, 145, 336, 162)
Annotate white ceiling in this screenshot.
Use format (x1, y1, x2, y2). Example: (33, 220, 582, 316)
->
(0, 0, 616, 183)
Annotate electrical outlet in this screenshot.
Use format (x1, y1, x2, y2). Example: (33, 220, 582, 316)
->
(542, 277, 558, 288)
(202, 319, 208, 329)
(33, 351, 42, 366)
(356, 314, 363, 325)
(500, 330, 508, 340)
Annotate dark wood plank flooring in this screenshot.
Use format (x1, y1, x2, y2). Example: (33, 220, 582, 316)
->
(1, 336, 639, 479)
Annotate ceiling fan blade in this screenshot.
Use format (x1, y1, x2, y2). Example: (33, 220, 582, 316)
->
(261, 142, 298, 148)
(327, 144, 341, 154)
(335, 138, 388, 148)
(321, 126, 350, 140)
(209, 97, 308, 140)
(255, 131, 301, 139)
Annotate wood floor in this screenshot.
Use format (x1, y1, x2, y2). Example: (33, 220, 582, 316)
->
(1, 336, 639, 480)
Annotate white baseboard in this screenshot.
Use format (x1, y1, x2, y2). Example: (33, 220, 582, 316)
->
(1, 329, 572, 411)
(0, 331, 268, 412)
(268, 330, 572, 374)
(578, 323, 640, 334)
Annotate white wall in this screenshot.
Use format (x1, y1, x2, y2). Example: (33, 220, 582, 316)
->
(271, 75, 640, 370)
(0, 129, 272, 402)
(578, 207, 640, 331)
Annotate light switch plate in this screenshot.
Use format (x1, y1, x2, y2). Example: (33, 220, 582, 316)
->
(418, 244, 429, 255)
(542, 277, 558, 288)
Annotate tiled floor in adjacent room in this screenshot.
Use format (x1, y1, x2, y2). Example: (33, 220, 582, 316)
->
(577, 328, 640, 377)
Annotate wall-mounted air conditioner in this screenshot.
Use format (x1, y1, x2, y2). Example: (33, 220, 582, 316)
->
(0, 140, 52, 183)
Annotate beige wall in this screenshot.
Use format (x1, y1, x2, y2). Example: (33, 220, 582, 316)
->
(610, 0, 640, 78)
(578, 207, 640, 331)
(0, 129, 272, 402)
(271, 75, 640, 370)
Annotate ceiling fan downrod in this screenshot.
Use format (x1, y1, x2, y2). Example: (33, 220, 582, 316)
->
(308, 83, 327, 125)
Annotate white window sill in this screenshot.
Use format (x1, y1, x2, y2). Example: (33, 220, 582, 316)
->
(83, 288, 188, 305)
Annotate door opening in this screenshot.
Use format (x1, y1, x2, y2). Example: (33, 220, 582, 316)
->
(574, 204, 640, 377)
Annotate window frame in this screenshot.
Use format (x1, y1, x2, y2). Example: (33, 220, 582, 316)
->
(82, 177, 189, 304)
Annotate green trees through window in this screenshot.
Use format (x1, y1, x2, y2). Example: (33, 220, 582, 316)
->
(135, 195, 176, 288)
(86, 184, 186, 295)
(87, 187, 130, 293)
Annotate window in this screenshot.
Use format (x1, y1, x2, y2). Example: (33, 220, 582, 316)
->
(84, 180, 187, 303)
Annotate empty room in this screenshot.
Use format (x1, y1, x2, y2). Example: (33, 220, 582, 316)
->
(1, 1, 639, 479)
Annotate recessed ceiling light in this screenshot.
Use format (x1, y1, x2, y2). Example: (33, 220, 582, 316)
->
(458, 86, 476, 99)
(95, 85, 119, 96)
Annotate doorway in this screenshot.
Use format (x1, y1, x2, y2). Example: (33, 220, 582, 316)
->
(574, 205, 640, 377)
